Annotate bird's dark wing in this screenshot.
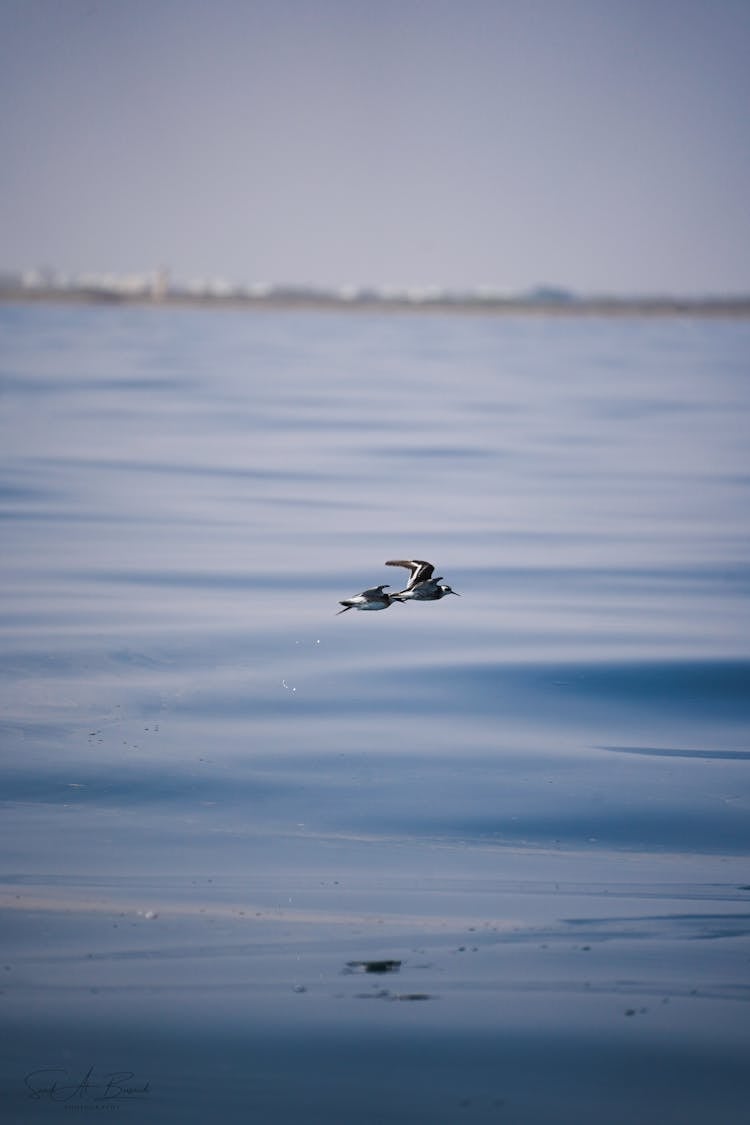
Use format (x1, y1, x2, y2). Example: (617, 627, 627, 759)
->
(385, 559, 435, 589)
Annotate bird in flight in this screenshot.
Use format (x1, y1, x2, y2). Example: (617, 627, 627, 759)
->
(336, 560, 460, 613)
(386, 559, 461, 601)
(336, 584, 406, 614)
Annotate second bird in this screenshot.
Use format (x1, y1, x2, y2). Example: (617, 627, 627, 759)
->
(385, 559, 461, 601)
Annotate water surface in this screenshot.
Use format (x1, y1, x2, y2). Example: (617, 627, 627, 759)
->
(1, 303, 749, 1123)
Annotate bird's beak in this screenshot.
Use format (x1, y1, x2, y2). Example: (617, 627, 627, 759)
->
(450, 590, 461, 596)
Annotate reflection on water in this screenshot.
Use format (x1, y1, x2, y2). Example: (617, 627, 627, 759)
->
(1, 303, 749, 1123)
(602, 745, 750, 760)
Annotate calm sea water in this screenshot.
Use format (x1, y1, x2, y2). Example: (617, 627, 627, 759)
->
(1, 302, 749, 1123)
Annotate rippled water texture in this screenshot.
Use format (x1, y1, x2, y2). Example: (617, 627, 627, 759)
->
(1, 303, 749, 1123)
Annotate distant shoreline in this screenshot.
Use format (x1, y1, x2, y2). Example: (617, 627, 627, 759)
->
(2, 287, 749, 318)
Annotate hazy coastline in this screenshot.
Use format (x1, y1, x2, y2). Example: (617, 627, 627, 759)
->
(2, 284, 749, 318)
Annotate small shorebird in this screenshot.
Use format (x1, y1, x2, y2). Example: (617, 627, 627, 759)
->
(385, 559, 461, 601)
(336, 584, 404, 614)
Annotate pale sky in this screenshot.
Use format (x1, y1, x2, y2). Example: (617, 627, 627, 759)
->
(1, 0, 749, 295)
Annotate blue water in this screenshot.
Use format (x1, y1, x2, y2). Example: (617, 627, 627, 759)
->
(1, 302, 749, 1123)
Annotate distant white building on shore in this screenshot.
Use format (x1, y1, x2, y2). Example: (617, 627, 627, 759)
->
(151, 267, 170, 301)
